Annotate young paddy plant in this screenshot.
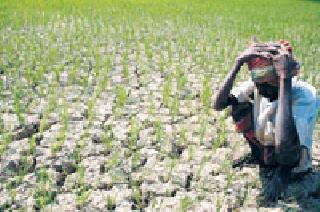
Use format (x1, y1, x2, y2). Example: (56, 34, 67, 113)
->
(154, 118, 164, 143)
(105, 195, 116, 211)
(176, 65, 187, 95)
(213, 113, 227, 151)
(113, 85, 127, 118)
(199, 116, 208, 145)
(34, 168, 56, 210)
(201, 75, 212, 115)
(179, 197, 194, 212)
(51, 100, 68, 155)
(101, 124, 113, 154)
(75, 165, 91, 210)
(169, 95, 179, 123)
(14, 85, 25, 124)
(128, 115, 140, 151)
(0, 131, 12, 157)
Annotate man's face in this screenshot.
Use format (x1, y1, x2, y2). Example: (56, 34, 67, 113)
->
(255, 82, 279, 101)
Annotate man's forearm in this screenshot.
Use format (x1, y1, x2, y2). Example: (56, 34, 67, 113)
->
(213, 62, 242, 110)
(276, 77, 297, 144)
(275, 67, 300, 165)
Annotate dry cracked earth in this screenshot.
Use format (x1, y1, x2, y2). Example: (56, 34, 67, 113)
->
(1, 18, 320, 211)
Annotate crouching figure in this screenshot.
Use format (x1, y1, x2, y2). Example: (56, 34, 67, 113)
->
(214, 40, 320, 174)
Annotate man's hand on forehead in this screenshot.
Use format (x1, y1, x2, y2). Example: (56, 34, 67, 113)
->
(237, 46, 273, 65)
(251, 42, 282, 55)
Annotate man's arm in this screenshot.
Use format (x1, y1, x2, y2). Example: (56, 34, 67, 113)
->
(274, 54, 300, 165)
(213, 62, 241, 110)
(214, 46, 272, 110)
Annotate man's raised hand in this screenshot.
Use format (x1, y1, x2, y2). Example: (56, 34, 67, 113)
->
(236, 45, 273, 66)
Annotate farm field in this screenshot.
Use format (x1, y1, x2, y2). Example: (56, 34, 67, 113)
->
(1, 0, 320, 210)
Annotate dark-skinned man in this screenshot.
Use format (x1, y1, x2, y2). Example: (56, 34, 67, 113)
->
(213, 40, 319, 175)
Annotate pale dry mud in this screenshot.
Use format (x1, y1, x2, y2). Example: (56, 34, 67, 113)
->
(1, 17, 320, 211)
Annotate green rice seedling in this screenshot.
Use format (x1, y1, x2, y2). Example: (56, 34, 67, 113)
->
(201, 75, 212, 115)
(147, 94, 155, 114)
(162, 74, 172, 107)
(131, 150, 141, 171)
(14, 86, 25, 124)
(34, 168, 55, 210)
(0, 115, 4, 134)
(0, 132, 12, 157)
(226, 169, 234, 190)
(199, 116, 208, 145)
(122, 51, 130, 85)
(102, 124, 113, 153)
(87, 97, 96, 127)
(115, 85, 127, 109)
(159, 55, 165, 74)
(197, 154, 210, 177)
(29, 134, 37, 155)
(169, 95, 179, 122)
(77, 165, 85, 185)
(105, 195, 116, 211)
(122, 63, 129, 81)
(50, 127, 66, 155)
(106, 148, 119, 170)
(213, 112, 227, 151)
(179, 197, 194, 212)
(39, 112, 49, 136)
(76, 187, 91, 210)
(131, 186, 144, 210)
(62, 101, 68, 131)
(128, 115, 140, 151)
(144, 37, 153, 61)
(188, 145, 194, 161)
(178, 127, 187, 147)
(216, 196, 222, 212)
(166, 157, 177, 180)
(154, 118, 164, 143)
(176, 65, 187, 93)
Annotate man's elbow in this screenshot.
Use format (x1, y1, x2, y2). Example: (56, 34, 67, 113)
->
(213, 101, 226, 111)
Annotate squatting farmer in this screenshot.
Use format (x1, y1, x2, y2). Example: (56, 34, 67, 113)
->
(213, 40, 320, 174)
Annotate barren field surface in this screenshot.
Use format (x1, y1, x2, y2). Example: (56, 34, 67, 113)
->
(1, 0, 320, 211)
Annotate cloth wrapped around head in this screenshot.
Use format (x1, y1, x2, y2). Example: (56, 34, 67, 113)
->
(248, 40, 300, 83)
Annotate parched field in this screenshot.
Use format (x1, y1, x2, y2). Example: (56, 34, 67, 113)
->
(1, 0, 320, 211)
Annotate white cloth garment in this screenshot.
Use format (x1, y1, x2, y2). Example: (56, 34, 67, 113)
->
(231, 78, 319, 155)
